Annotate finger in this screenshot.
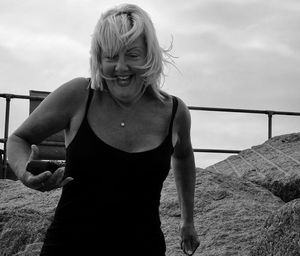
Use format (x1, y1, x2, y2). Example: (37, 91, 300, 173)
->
(28, 145, 39, 161)
(46, 168, 64, 187)
(181, 240, 187, 255)
(37, 181, 47, 192)
(180, 240, 184, 250)
(183, 237, 199, 255)
(186, 238, 200, 256)
(27, 171, 52, 189)
(183, 240, 192, 255)
(60, 177, 74, 187)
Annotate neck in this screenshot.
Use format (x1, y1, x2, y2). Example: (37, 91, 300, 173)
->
(111, 94, 142, 110)
(107, 93, 144, 129)
(108, 86, 147, 110)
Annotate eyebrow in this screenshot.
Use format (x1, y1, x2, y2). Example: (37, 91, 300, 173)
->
(127, 46, 143, 51)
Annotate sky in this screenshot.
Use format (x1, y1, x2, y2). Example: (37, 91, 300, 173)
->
(0, 0, 300, 168)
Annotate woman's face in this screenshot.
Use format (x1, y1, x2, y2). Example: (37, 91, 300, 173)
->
(101, 35, 147, 104)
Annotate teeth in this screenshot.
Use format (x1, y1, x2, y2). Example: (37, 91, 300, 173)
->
(118, 76, 130, 80)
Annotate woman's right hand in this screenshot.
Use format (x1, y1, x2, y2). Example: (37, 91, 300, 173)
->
(22, 145, 73, 192)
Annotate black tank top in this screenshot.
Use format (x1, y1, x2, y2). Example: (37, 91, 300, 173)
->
(43, 87, 178, 254)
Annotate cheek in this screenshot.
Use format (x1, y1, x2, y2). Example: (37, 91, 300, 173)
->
(130, 64, 146, 76)
(101, 62, 114, 76)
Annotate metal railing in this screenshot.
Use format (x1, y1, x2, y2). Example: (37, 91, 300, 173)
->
(188, 106, 300, 152)
(0, 93, 46, 179)
(1, 92, 300, 179)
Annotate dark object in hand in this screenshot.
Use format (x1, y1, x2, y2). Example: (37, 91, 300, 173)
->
(26, 160, 61, 175)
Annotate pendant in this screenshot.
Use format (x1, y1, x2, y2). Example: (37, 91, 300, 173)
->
(120, 122, 125, 127)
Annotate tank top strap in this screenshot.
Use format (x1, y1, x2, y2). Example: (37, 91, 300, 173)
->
(83, 84, 94, 119)
(168, 96, 178, 135)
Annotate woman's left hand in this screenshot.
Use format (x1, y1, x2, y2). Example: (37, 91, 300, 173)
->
(179, 222, 200, 255)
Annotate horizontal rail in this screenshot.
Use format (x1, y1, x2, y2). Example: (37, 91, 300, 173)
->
(193, 148, 241, 154)
(188, 106, 300, 116)
(0, 93, 44, 101)
(1, 93, 299, 117)
(40, 141, 65, 147)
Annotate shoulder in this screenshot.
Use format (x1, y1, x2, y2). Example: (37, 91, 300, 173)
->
(150, 91, 190, 128)
(41, 77, 90, 112)
(158, 90, 189, 116)
(50, 77, 90, 101)
(11, 77, 91, 144)
(173, 96, 191, 128)
(29, 77, 91, 127)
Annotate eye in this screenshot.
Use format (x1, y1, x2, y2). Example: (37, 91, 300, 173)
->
(103, 54, 118, 61)
(127, 52, 139, 58)
(107, 56, 117, 60)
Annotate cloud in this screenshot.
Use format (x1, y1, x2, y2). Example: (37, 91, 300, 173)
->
(1, 0, 300, 168)
(0, 25, 87, 63)
(169, 0, 300, 56)
(160, 0, 300, 113)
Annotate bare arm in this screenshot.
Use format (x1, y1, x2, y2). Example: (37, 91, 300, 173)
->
(7, 77, 88, 190)
(171, 97, 199, 254)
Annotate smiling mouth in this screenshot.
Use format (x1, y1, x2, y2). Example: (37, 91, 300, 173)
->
(116, 75, 133, 86)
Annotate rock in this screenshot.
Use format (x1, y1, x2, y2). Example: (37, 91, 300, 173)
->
(160, 168, 284, 256)
(2, 133, 299, 255)
(0, 180, 61, 256)
(249, 199, 300, 256)
(206, 132, 300, 202)
(1, 168, 283, 256)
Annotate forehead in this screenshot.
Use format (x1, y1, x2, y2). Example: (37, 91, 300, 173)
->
(101, 34, 146, 57)
(125, 35, 146, 51)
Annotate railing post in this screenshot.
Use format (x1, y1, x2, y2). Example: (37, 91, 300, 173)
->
(2, 95, 12, 179)
(268, 111, 274, 139)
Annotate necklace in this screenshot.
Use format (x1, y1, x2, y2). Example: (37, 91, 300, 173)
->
(119, 110, 134, 127)
(114, 100, 142, 128)
(119, 108, 136, 128)
(106, 90, 145, 128)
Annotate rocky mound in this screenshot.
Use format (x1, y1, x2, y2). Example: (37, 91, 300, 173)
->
(1, 132, 300, 255)
(206, 133, 300, 202)
(161, 169, 283, 255)
(0, 180, 61, 256)
(249, 199, 300, 255)
(0, 170, 284, 256)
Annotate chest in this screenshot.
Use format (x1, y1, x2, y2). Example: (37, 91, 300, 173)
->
(87, 98, 173, 153)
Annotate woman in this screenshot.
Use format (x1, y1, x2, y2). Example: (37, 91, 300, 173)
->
(7, 4, 199, 256)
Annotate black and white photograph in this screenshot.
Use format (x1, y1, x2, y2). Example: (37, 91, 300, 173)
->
(0, 0, 300, 255)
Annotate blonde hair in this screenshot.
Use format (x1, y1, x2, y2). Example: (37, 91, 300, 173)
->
(89, 4, 174, 100)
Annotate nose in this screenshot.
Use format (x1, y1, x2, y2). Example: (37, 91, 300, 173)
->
(115, 55, 129, 72)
